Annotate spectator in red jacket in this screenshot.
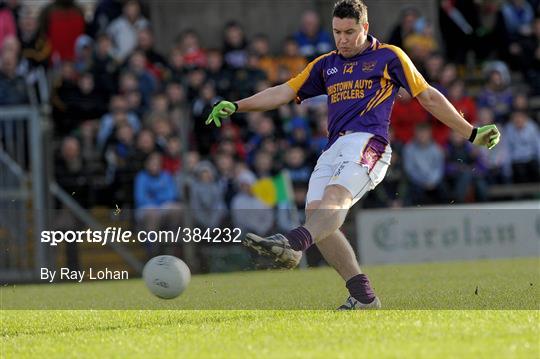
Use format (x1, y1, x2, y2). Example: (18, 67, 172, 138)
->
(38, 0, 85, 63)
(448, 79, 477, 123)
(177, 29, 207, 69)
(431, 79, 478, 146)
(390, 88, 429, 143)
(162, 136, 182, 175)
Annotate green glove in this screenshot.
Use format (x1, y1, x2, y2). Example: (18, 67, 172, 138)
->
(470, 124, 500, 150)
(205, 101, 238, 127)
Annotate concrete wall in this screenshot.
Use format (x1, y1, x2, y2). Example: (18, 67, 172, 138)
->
(148, 0, 438, 54)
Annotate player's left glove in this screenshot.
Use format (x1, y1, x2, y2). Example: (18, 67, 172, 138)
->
(205, 101, 238, 128)
(469, 124, 500, 150)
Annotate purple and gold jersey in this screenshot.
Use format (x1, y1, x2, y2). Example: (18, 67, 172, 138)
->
(287, 35, 428, 149)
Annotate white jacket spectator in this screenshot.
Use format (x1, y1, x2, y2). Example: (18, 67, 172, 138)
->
(403, 123, 446, 205)
(505, 112, 540, 164)
(504, 111, 540, 182)
(106, 0, 149, 62)
(403, 128, 444, 188)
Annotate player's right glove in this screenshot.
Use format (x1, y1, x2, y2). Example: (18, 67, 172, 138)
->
(469, 124, 500, 150)
(205, 101, 238, 128)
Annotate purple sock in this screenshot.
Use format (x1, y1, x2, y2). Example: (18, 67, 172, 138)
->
(286, 226, 313, 251)
(346, 274, 376, 304)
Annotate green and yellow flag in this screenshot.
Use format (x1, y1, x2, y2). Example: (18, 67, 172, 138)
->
(251, 171, 294, 207)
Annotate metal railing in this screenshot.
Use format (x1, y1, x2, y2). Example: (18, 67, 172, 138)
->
(49, 182, 143, 272)
(0, 105, 143, 282)
(0, 106, 46, 281)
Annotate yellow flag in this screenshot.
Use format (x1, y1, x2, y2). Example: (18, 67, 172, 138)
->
(251, 177, 277, 206)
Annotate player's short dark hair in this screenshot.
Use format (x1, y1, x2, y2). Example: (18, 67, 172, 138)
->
(333, 0, 368, 24)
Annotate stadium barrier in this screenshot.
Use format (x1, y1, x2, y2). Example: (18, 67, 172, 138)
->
(0, 105, 145, 283)
(355, 201, 540, 265)
(0, 106, 47, 281)
(48, 182, 144, 273)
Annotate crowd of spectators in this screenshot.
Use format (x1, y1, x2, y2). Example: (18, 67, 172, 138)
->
(0, 0, 539, 240)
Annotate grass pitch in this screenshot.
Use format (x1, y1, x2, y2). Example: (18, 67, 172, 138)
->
(1, 257, 539, 358)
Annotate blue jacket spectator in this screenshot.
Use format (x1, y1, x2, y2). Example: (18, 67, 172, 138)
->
(126, 51, 158, 108)
(134, 152, 182, 257)
(284, 147, 311, 184)
(0, 51, 28, 105)
(286, 117, 311, 148)
(477, 65, 513, 122)
(445, 131, 488, 202)
(97, 95, 141, 151)
(500, 0, 535, 38)
(134, 153, 178, 209)
(294, 10, 333, 60)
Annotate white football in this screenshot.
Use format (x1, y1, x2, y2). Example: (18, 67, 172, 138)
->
(143, 255, 191, 299)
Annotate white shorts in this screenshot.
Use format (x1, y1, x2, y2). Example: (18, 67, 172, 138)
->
(306, 132, 392, 206)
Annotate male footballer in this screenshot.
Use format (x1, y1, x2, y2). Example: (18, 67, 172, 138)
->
(206, 0, 500, 309)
